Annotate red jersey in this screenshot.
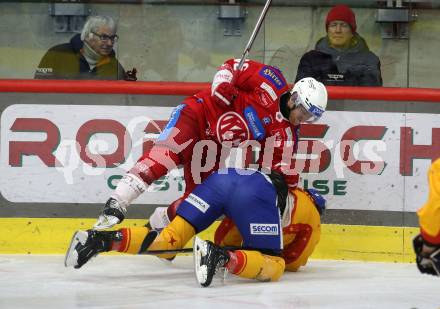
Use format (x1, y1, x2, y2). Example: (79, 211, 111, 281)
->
(200, 59, 299, 186)
(132, 59, 299, 199)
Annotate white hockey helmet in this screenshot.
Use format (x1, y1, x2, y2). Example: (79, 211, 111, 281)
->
(290, 77, 328, 122)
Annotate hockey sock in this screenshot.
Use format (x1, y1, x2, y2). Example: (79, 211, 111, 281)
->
(226, 250, 285, 282)
(112, 227, 150, 254)
(148, 215, 195, 260)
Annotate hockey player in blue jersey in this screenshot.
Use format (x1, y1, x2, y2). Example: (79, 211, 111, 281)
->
(65, 168, 325, 287)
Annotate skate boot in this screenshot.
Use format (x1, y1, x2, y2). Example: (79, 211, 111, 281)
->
(413, 234, 440, 276)
(193, 236, 230, 287)
(65, 230, 120, 269)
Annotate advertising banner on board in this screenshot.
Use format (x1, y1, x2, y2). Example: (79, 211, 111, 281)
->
(1, 104, 439, 212)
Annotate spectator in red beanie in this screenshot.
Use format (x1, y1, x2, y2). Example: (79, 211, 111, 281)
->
(295, 5, 382, 86)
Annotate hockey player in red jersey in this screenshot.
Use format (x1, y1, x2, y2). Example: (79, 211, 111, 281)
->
(93, 58, 328, 230)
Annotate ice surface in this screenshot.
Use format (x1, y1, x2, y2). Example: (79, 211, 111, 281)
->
(0, 255, 438, 309)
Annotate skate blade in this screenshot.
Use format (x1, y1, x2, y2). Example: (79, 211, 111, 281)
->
(64, 231, 88, 268)
(193, 236, 208, 287)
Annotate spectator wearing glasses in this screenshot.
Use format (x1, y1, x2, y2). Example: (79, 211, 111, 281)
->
(35, 15, 132, 80)
(295, 5, 382, 86)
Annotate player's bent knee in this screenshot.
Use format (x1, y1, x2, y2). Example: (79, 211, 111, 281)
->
(147, 216, 196, 260)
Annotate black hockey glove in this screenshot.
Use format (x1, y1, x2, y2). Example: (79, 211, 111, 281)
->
(413, 234, 440, 276)
(93, 198, 126, 230)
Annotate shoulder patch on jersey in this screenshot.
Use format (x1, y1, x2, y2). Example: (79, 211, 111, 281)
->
(185, 193, 210, 213)
(259, 66, 286, 90)
(157, 104, 186, 141)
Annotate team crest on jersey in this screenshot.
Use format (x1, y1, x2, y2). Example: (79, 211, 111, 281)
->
(259, 66, 286, 90)
(216, 112, 250, 146)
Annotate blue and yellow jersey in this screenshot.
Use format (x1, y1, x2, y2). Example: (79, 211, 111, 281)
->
(215, 187, 321, 272)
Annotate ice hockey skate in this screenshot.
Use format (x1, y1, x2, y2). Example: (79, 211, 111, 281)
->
(193, 236, 230, 287)
(64, 230, 115, 269)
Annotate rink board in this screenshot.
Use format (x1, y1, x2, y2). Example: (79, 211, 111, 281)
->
(0, 218, 418, 263)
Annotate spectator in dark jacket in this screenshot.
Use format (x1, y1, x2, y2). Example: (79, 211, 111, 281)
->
(295, 5, 382, 86)
(35, 15, 128, 80)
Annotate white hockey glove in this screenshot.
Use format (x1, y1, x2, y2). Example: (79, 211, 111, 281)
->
(211, 64, 238, 106)
(93, 173, 147, 230)
(148, 207, 171, 231)
(94, 198, 127, 230)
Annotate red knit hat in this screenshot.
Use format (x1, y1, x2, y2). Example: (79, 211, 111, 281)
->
(325, 5, 356, 33)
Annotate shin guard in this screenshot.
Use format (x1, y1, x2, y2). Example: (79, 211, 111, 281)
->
(227, 250, 285, 282)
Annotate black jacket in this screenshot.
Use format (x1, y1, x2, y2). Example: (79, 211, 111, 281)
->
(35, 34, 126, 80)
(295, 34, 382, 86)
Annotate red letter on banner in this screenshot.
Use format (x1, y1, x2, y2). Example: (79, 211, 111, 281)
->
(295, 124, 331, 173)
(9, 118, 60, 167)
(340, 126, 386, 175)
(400, 127, 440, 176)
(76, 119, 131, 167)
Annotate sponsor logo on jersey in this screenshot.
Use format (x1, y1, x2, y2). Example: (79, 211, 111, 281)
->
(216, 112, 250, 146)
(185, 193, 210, 213)
(250, 223, 279, 235)
(157, 104, 185, 141)
(259, 66, 286, 90)
(257, 90, 273, 108)
(244, 106, 266, 141)
(260, 82, 278, 101)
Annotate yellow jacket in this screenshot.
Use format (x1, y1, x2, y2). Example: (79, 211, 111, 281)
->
(418, 158, 440, 245)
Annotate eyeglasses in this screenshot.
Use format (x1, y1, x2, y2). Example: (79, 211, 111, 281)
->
(327, 21, 351, 30)
(91, 32, 118, 42)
